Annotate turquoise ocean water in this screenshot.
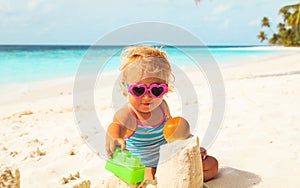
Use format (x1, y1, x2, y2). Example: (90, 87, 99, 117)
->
(0, 45, 283, 84)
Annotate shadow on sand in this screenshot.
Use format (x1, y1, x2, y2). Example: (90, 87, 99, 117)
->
(204, 166, 261, 188)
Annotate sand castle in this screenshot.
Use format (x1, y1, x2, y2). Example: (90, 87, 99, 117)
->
(100, 136, 203, 188)
(156, 136, 203, 188)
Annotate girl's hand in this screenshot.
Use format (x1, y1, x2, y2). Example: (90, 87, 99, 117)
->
(105, 136, 126, 157)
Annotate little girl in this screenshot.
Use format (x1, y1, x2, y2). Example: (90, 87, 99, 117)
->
(105, 46, 218, 181)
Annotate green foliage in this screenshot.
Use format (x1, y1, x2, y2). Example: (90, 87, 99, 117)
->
(257, 31, 268, 42)
(258, 3, 300, 47)
(261, 17, 271, 27)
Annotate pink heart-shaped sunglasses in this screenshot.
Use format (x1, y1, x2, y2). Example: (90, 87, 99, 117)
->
(126, 83, 168, 98)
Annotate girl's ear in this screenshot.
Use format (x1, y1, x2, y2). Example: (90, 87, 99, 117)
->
(120, 79, 128, 96)
(121, 79, 125, 87)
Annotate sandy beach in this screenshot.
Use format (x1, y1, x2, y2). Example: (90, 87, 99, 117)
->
(1, 47, 300, 188)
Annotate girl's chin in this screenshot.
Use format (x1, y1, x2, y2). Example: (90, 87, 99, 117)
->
(138, 105, 154, 112)
(139, 108, 151, 113)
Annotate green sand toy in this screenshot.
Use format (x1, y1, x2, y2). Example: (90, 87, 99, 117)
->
(105, 148, 145, 184)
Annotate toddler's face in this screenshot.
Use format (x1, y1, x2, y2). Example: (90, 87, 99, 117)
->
(128, 77, 166, 113)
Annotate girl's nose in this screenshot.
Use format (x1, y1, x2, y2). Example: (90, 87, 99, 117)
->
(142, 91, 153, 100)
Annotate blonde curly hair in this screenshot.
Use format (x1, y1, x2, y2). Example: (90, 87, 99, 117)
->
(119, 46, 174, 95)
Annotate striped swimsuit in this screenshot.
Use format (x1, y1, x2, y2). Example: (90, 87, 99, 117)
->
(125, 105, 168, 167)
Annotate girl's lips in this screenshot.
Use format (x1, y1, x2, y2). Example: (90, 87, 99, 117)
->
(142, 103, 151, 106)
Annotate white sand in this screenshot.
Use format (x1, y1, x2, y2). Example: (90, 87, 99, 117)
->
(1, 47, 300, 187)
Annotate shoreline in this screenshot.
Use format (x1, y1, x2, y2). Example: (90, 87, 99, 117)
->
(1, 45, 298, 87)
(1, 46, 298, 90)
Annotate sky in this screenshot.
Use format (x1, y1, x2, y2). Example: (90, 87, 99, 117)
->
(0, 0, 299, 45)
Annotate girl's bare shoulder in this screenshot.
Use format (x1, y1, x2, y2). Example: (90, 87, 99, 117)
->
(161, 99, 172, 118)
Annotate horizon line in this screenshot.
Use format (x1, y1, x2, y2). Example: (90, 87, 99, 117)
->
(0, 44, 269, 48)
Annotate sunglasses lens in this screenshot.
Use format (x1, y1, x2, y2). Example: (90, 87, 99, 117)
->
(151, 86, 165, 97)
(132, 87, 145, 96)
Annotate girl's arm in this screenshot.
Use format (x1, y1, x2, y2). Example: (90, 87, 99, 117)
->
(106, 120, 126, 157)
(105, 107, 136, 157)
